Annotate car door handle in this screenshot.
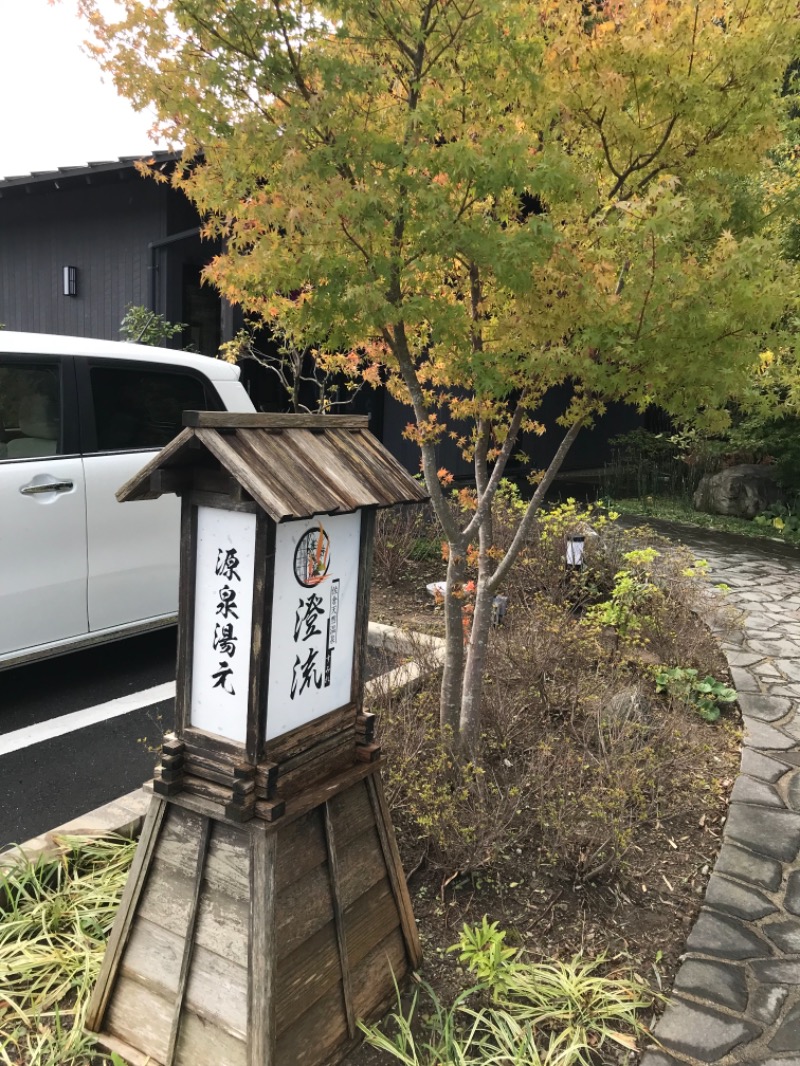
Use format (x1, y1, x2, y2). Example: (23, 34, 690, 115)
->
(20, 480, 74, 496)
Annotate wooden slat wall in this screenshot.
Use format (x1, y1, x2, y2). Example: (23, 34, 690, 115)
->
(272, 778, 406, 1055)
(98, 774, 416, 1066)
(323, 801, 357, 1039)
(0, 181, 166, 339)
(138, 855, 250, 962)
(121, 915, 248, 1034)
(104, 808, 250, 1065)
(105, 980, 247, 1066)
(249, 828, 277, 1066)
(165, 819, 212, 1065)
(87, 795, 168, 1031)
(366, 773, 423, 968)
(275, 928, 407, 1065)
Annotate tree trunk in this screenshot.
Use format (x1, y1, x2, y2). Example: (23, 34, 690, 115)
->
(439, 545, 466, 736)
(442, 418, 585, 754)
(458, 571, 494, 753)
(458, 494, 493, 753)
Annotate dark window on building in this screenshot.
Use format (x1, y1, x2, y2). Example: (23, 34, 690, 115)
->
(182, 264, 221, 356)
(90, 366, 207, 451)
(0, 363, 61, 460)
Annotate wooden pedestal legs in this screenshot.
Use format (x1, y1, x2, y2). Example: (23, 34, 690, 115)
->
(87, 765, 420, 1066)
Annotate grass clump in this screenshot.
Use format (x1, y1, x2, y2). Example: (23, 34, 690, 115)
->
(608, 495, 800, 543)
(361, 919, 654, 1065)
(0, 835, 135, 1065)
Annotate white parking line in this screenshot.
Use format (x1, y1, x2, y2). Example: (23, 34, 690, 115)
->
(0, 682, 176, 756)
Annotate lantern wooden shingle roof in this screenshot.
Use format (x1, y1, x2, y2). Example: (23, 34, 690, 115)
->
(117, 412, 429, 521)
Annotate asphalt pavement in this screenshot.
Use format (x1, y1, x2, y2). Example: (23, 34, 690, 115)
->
(0, 628, 176, 848)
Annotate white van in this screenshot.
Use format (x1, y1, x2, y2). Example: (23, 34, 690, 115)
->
(0, 332, 256, 669)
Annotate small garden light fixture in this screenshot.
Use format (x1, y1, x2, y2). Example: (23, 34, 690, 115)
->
(491, 594, 508, 625)
(566, 534, 585, 571)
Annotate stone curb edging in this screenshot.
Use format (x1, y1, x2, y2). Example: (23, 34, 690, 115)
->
(640, 537, 800, 1065)
(0, 622, 446, 874)
(366, 620, 446, 701)
(0, 787, 151, 873)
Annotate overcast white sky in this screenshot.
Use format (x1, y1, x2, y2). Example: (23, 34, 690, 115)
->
(0, 0, 163, 179)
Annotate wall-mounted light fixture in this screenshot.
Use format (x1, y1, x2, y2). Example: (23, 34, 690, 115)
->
(62, 266, 77, 297)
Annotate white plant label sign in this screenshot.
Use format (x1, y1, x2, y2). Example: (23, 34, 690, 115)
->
(190, 506, 256, 743)
(266, 511, 361, 740)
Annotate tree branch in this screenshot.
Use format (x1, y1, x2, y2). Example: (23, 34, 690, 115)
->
(487, 418, 584, 593)
(462, 402, 525, 541)
(339, 217, 374, 270)
(383, 324, 463, 544)
(634, 234, 657, 343)
(687, 1, 700, 78)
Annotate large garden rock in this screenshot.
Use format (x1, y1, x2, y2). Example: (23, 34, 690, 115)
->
(693, 465, 783, 519)
(604, 685, 652, 727)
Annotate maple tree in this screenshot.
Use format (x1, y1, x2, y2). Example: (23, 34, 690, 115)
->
(80, 0, 800, 748)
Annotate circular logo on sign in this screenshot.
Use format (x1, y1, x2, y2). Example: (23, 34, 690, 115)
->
(293, 524, 331, 587)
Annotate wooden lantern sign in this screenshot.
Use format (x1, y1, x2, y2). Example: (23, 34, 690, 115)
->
(87, 412, 428, 1066)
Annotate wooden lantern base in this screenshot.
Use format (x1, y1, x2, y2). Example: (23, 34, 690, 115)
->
(87, 762, 420, 1066)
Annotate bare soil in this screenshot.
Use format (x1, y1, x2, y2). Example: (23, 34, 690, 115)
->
(349, 556, 740, 1064)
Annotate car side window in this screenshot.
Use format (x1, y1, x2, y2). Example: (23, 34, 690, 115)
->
(90, 366, 208, 452)
(0, 363, 61, 461)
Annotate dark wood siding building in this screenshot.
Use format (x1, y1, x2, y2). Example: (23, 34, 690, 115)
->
(0, 155, 223, 355)
(0, 154, 639, 481)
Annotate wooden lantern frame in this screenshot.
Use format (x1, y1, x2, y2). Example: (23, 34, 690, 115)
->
(86, 412, 428, 1066)
(114, 411, 427, 821)
(172, 494, 374, 767)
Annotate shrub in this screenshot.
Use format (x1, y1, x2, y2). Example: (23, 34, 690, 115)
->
(377, 685, 525, 873)
(119, 305, 186, 346)
(583, 548, 661, 639)
(373, 503, 433, 585)
(370, 508, 731, 882)
(502, 498, 616, 612)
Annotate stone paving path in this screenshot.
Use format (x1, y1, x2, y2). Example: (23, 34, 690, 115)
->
(633, 520, 800, 1066)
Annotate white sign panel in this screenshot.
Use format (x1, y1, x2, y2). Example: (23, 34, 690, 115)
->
(266, 511, 361, 740)
(190, 506, 257, 744)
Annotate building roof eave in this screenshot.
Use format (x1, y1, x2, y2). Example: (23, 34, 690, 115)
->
(0, 151, 183, 197)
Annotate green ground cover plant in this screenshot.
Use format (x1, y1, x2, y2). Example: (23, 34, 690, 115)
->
(753, 503, 800, 539)
(608, 496, 800, 545)
(0, 836, 135, 1066)
(654, 668, 737, 724)
(360, 919, 653, 1065)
